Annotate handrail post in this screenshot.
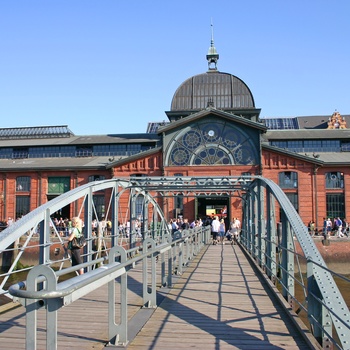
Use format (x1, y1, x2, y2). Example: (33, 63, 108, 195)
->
(26, 264, 58, 350)
(178, 240, 184, 275)
(160, 243, 166, 287)
(167, 234, 173, 288)
(108, 245, 128, 346)
(143, 238, 157, 307)
(186, 234, 190, 261)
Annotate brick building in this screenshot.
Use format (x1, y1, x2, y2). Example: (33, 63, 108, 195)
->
(0, 37, 349, 231)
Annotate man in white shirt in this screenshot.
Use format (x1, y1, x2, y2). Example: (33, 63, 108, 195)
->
(211, 216, 220, 245)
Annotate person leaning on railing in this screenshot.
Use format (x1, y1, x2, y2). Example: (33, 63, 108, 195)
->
(67, 217, 84, 275)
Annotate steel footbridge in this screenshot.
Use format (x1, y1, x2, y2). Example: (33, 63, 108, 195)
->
(0, 176, 349, 349)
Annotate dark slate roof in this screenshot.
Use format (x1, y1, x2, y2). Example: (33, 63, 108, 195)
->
(261, 114, 350, 130)
(309, 152, 350, 165)
(296, 114, 350, 129)
(72, 133, 160, 145)
(264, 129, 350, 140)
(0, 156, 113, 171)
(0, 133, 160, 148)
(170, 71, 255, 111)
(0, 125, 74, 139)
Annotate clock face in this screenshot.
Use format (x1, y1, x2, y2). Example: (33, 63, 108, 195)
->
(208, 130, 215, 137)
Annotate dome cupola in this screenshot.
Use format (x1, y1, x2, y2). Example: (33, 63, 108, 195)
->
(165, 25, 261, 123)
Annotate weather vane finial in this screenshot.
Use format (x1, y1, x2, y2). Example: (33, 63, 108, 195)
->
(206, 19, 219, 71)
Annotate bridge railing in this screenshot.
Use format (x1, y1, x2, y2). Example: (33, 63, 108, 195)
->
(8, 225, 211, 349)
(240, 177, 350, 350)
(0, 178, 170, 302)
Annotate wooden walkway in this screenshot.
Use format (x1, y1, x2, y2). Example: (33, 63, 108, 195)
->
(0, 243, 318, 349)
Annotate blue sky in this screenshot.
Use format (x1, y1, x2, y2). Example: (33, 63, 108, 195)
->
(1, 1, 349, 135)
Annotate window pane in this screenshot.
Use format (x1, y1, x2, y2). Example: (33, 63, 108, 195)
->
(16, 176, 31, 191)
(16, 196, 30, 218)
(93, 195, 105, 220)
(279, 171, 298, 189)
(326, 193, 345, 219)
(88, 175, 106, 182)
(48, 177, 71, 194)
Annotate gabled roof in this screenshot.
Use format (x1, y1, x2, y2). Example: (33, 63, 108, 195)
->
(158, 107, 267, 134)
(106, 146, 163, 169)
(262, 144, 324, 165)
(263, 144, 350, 166)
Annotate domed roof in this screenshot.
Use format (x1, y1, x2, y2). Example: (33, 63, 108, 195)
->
(170, 71, 255, 111)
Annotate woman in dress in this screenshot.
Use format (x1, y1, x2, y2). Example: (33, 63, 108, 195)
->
(219, 219, 226, 244)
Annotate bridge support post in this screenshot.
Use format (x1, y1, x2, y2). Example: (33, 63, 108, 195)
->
(113, 183, 120, 247)
(243, 191, 254, 254)
(257, 183, 266, 270)
(307, 259, 332, 348)
(266, 189, 277, 283)
(84, 189, 93, 272)
(280, 213, 295, 305)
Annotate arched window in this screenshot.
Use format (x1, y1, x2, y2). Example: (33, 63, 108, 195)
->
(278, 171, 298, 189)
(136, 194, 144, 220)
(325, 172, 344, 189)
(166, 120, 259, 166)
(278, 172, 298, 214)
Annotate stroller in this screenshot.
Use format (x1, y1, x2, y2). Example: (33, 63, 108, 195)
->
(225, 230, 233, 241)
(225, 230, 237, 245)
(226, 228, 239, 245)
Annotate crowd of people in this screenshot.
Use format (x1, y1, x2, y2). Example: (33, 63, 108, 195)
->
(323, 217, 349, 238)
(307, 217, 349, 238)
(168, 215, 241, 245)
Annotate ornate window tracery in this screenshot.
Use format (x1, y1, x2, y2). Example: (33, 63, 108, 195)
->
(166, 120, 258, 166)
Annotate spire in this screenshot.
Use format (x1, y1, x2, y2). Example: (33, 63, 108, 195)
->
(206, 20, 219, 70)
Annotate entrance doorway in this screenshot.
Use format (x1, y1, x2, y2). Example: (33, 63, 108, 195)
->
(197, 196, 229, 222)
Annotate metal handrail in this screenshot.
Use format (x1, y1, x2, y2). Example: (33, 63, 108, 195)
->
(7, 226, 210, 349)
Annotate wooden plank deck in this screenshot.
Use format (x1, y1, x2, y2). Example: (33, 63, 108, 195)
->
(0, 243, 318, 349)
(127, 243, 318, 350)
(0, 264, 146, 349)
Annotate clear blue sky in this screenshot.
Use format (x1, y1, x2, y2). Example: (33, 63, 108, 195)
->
(1, 1, 349, 135)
